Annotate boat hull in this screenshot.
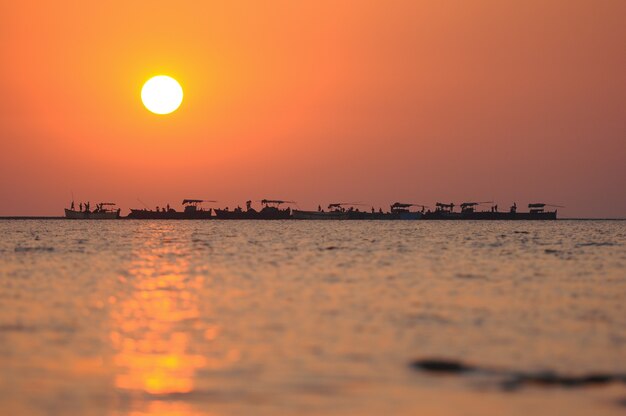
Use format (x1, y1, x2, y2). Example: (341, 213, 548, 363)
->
(65, 209, 120, 219)
(423, 211, 557, 220)
(292, 210, 349, 220)
(392, 211, 423, 220)
(126, 209, 213, 219)
(214, 207, 291, 220)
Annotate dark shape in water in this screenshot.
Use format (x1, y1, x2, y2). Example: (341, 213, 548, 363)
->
(127, 199, 215, 219)
(292, 209, 349, 219)
(410, 357, 626, 390)
(411, 359, 475, 373)
(214, 199, 292, 219)
(65, 202, 120, 219)
(389, 202, 427, 220)
(423, 202, 558, 220)
(292, 202, 361, 220)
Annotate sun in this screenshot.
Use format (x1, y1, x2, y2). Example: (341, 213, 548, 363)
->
(141, 75, 183, 115)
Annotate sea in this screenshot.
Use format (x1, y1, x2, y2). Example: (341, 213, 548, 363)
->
(0, 220, 625, 415)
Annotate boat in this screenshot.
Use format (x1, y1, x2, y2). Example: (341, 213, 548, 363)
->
(513, 203, 559, 220)
(127, 199, 215, 219)
(457, 201, 502, 219)
(389, 202, 426, 220)
(423, 201, 559, 220)
(292, 204, 350, 220)
(65, 202, 120, 219)
(256, 199, 293, 219)
(214, 199, 293, 219)
(314, 203, 400, 220)
(459, 202, 559, 220)
(333, 203, 382, 219)
(422, 202, 462, 220)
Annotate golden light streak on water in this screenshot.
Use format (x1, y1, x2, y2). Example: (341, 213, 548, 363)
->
(110, 246, 206, 396)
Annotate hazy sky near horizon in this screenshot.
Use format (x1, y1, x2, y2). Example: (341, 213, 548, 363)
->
(1, 1, 624, 217)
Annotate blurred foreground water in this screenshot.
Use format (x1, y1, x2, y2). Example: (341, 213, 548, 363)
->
(0, 220, 625, 415)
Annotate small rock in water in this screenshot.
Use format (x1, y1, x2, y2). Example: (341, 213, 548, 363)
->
(411, 359, 475, 373)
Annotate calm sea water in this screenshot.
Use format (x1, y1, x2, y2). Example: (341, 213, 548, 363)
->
(0, 220, 625, 415)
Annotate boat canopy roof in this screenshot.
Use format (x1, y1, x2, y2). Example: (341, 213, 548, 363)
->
(460, 201, 492, 208)
(391, 202, 414, 208)
(182, 199, 217, 204)
(436, 202, 454, 208)
(528, 203, 546, 208)
(261, 199, 294, 205)
(328, 202, 363, 208)
(99, 202, 117, 206)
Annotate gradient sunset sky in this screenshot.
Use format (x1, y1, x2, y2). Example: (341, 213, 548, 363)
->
(1, 1, 624, 217)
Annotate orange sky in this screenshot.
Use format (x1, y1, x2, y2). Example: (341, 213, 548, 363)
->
(1, 1, 624, 217)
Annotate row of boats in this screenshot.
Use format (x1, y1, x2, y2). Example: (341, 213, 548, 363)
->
(64, 199, 560, 220)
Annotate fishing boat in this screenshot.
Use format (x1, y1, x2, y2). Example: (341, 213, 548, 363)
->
(422, 202, 462, 220)
(179, 199, 215, 219)
(65, 202, 120, 219)
(292, 204, 350, 220)
(127, 199, 215, 219)
(514, 203, 559, 220)
(214, 199, 292, 219)
(455, 201, 512, 219)
(423, 201, 559, 220)
(457, 201, 502, 219)
(314, 203, 397, 220)
(257, 199, 293, 219)
(324, 203, 376, 219)
(459, 202, 559, 220)
(389, 202, 426, 220)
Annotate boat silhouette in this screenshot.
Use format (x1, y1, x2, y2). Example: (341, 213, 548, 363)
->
(292, 203, 352, 220)
(214, 199, 292, 219)
(423, 202, 559, 220)
(389, 202, 427, 220)
(127, 199, 215, 219)
(65, 202, 120, 219)
(63, 197, 560, 220)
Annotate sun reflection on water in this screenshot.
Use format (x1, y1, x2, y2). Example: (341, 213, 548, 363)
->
(110, 245, 206, 396)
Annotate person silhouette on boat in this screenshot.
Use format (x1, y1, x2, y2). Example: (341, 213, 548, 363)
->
(510, 202, 517, 213)
(85, 202, 90, 212)
(71, 201, 75, 210)
(246, 200, 252, 211)
(79, 202, 82, 212)
(379, 208, 383, 214)
(318, 205, 322, 212)
(166, 204, 170, 212)
(371, 207, 375, 213)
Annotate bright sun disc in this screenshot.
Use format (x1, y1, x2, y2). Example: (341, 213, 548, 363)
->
(141, 75, 183, 114)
